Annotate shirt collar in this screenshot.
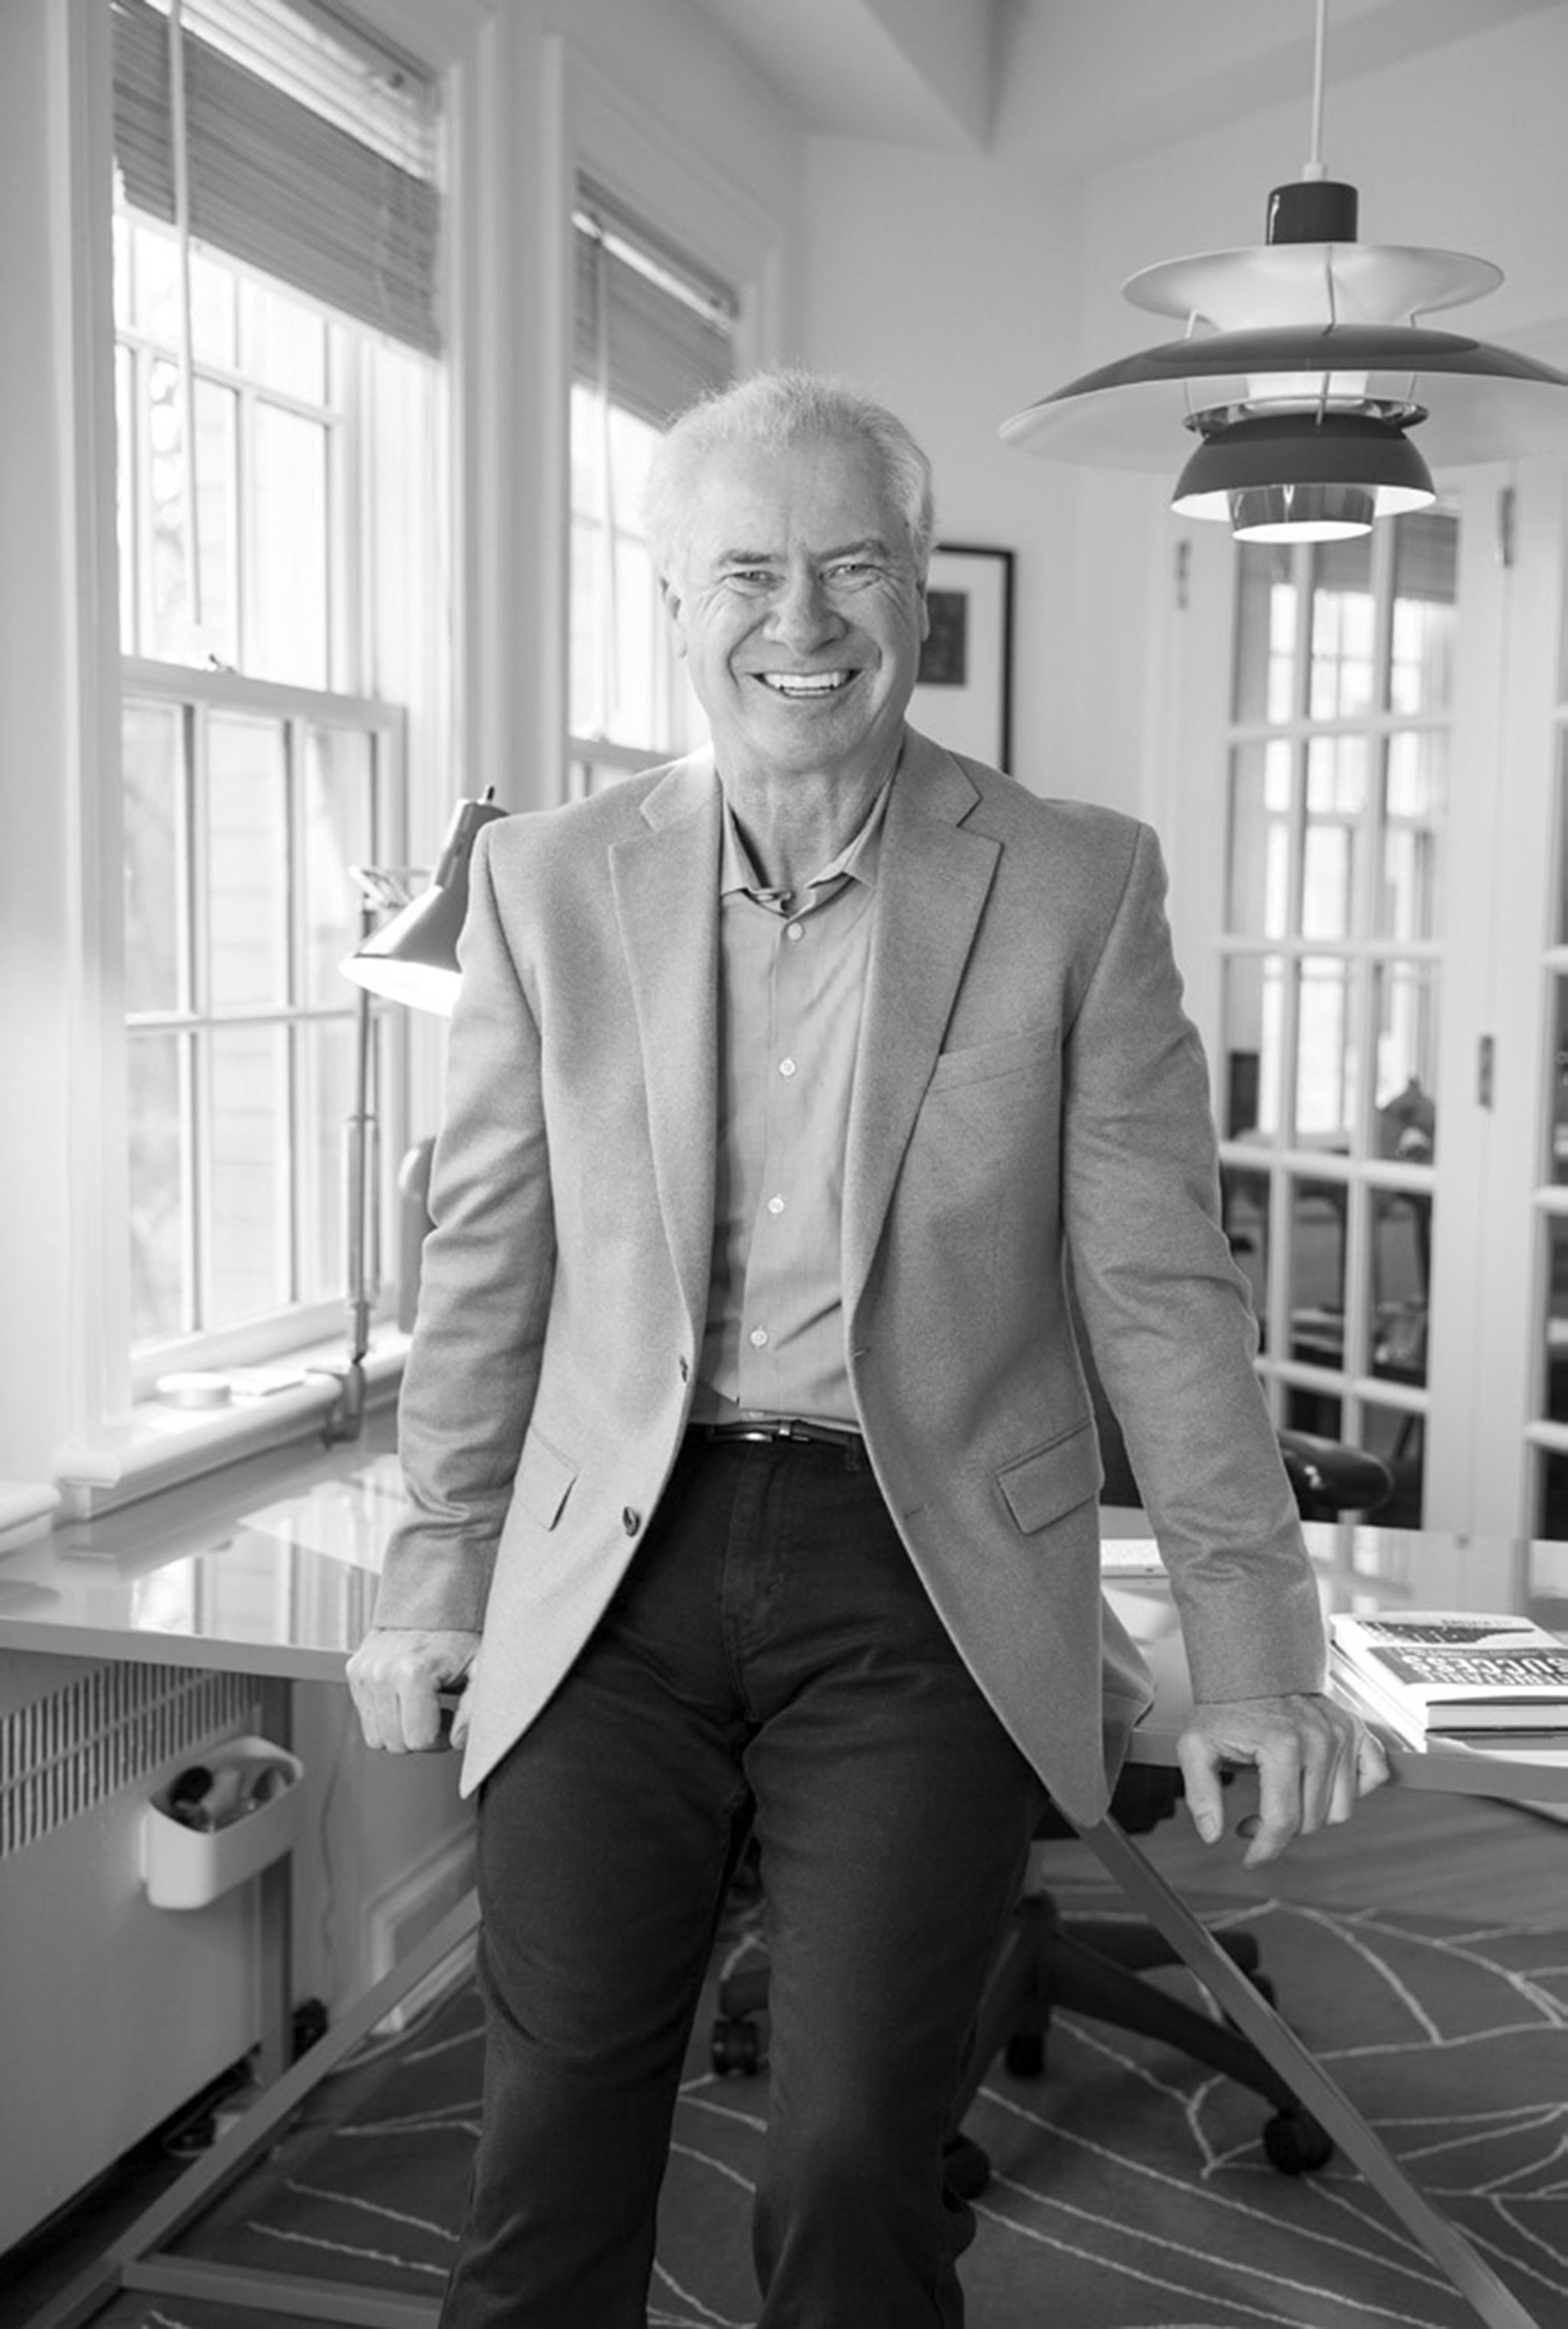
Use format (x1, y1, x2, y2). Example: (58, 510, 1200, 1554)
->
(718, 775, 892, 905)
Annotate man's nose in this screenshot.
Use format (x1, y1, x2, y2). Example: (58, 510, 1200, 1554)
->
(769, 568, 841, 652)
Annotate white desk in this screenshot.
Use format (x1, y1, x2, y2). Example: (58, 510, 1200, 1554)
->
(3, 1464, 1563, 2329)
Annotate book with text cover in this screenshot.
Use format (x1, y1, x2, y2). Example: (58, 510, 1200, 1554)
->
(1330, 1610, 1568, 1746)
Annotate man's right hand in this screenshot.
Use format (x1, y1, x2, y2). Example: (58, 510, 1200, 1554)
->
(346, 1628, 482, 1755)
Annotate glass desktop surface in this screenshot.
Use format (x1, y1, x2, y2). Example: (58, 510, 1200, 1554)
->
(0, 1413, 403, 1678)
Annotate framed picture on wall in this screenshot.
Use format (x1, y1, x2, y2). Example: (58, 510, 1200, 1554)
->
(910, 543, 1015, 768)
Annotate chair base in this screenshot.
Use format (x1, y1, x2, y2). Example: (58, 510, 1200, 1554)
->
(711, 1887, 1333, 2187)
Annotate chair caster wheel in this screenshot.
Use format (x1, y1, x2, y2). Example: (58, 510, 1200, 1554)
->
(942, 2134, 991, 2201)
(1263, 2108, 1334, 2175)
(1003, 2031, 1045, 2077)
(710, 2017, 763, 2075)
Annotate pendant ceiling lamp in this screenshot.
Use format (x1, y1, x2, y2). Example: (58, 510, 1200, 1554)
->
(1001, 0, 1568, 542)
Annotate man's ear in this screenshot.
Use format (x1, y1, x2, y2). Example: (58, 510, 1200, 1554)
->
(916, 579, 931, 644)
(659, 574, 689, 658)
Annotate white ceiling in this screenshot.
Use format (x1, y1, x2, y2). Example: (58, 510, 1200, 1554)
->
(685, 0, 1567, 164)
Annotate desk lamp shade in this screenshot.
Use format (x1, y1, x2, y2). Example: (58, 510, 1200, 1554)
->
(343, 793, 508, 1016)
(1001, 2, 1568, 539)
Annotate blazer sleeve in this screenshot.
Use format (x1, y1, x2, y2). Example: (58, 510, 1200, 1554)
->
(371, 826, 556, 1632)
(1062, 822, 1328, 1705)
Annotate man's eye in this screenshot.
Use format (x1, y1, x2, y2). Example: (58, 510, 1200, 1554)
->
(826, 561, 876, 585)
(727, 568, 774, 590)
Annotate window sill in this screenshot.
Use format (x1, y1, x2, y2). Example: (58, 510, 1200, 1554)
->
(51, 1333, 410, 1523)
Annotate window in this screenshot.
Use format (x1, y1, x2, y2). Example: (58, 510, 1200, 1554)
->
(110, 0, 444, 1377)
(567, 178, 738, 797)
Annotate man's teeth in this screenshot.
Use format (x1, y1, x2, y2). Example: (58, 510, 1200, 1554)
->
(760, 671, 851, 696)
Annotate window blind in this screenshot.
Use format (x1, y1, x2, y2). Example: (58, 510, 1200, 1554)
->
(574, 177, 737, 427)
(111, 0, 441, 355)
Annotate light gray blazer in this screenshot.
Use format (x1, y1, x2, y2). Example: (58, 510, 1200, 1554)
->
(373, 731, 1325, 1824)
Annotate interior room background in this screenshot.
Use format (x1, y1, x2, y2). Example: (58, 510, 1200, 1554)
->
(3, 0, 1568, 2264)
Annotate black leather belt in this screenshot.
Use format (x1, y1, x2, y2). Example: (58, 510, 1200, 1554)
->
(691, 1417, 864, 1454)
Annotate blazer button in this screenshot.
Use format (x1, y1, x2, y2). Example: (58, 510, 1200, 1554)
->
(622, 1507, 641, 1536)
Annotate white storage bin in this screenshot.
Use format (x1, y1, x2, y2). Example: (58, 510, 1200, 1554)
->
(142, 1734, 304, 1909)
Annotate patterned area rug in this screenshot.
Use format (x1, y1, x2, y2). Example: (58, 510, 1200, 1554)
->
(103, 1887, 1568, 2329)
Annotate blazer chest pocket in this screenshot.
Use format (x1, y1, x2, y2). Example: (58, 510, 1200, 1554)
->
(926, 1024, 1058, 1093)
(512, 1428, 577, 1531)
(996, 1418, 1102, 1536)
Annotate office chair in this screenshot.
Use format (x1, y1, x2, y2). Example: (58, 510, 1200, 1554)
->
(709, 1385, 1394, 2191)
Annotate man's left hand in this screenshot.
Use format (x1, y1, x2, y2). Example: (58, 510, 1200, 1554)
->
(1177, 1693, 1390, 1867)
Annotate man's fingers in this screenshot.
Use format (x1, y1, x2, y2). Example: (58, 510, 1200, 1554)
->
(1175, 1738, 1227, 1843)
(346, 1630, 479, 1754)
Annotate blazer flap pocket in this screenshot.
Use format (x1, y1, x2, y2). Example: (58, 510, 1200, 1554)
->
(512, 1429, 577, 1531)
(996, 1419, 1102, 1536)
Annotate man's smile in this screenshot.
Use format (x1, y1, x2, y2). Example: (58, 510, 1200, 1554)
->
(755, 669, 856, 698)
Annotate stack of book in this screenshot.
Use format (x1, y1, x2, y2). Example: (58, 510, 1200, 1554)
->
(1330, 1609, 1568, 1748)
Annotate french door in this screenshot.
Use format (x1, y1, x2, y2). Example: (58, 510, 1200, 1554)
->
(1161, 461, 1568, 1538)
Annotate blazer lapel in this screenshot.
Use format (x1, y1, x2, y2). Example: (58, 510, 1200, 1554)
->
(609, 753, 722, 1346)
(843, 733, 1000, 1311)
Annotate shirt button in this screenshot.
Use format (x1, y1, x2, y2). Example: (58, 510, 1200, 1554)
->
(779, 1058, 797, 1078)
(785, 921, 804, 944)
(749, 1326, 769, 1348)
(622, 1506, 641, 1535)
(767, 1195, 785, 1215)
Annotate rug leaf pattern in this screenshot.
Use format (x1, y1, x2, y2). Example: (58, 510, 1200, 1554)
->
(106, 1893, 1568, 2329)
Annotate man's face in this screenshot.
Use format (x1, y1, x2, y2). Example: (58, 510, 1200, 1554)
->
(662, 433, 929, 793)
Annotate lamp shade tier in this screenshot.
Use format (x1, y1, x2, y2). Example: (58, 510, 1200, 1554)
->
(1172, 411, 1435, 541)
(341, 794, 508, 1018)
(1001, 322, 1568, 473)
(1123, 241, 1503, 331)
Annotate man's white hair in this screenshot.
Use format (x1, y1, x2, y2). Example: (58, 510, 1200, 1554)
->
(644, 368, 937, 589)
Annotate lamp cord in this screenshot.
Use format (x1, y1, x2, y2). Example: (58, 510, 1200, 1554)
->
(1305, 0, 1329, 179)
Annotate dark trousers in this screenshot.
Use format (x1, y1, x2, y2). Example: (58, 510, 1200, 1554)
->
(442, 1434, 1046, 2328)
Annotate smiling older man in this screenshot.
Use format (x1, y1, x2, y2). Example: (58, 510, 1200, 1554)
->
(348, 369, 1386, 2327)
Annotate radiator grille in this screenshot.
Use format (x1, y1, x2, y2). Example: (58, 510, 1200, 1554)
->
(0, 1664, 257, 1860)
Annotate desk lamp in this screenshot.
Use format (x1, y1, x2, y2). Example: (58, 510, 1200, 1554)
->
(328, 790, 509, 1438)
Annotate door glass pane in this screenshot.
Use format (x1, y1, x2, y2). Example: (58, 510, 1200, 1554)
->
(1232, 542, 1296, 723)
(1308, 536, 1375, 718)
(1550, 976, 1568, 1185)
(1378, 731, 1445, 941)
(1294, 958, 1356, 1145)
(1222, 1163, 1271, 1350)
(128, 1029, 190, 1343)
(1369, 1189, 1432, 1389)
(122, 699, 185, 1015)
(1546, 1218, 1568, 1425)
(1360, 1402, 1425, 1529)
(1220, 956, 1284, 1137)
(1302, 736, 1367, 940)
(1287, 1169, 1348, 1367)
(207, 715, 289, 1009)
(207, 1025, 290, 1324)
(1227, 742, 1293, 936)
(1389, 509, 1457, 715)
(303, 727, 376, 1007)
(1374, 966, 1439, 1156)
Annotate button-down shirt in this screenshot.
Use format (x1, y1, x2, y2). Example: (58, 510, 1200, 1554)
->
(691, 781, 890, 1429)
